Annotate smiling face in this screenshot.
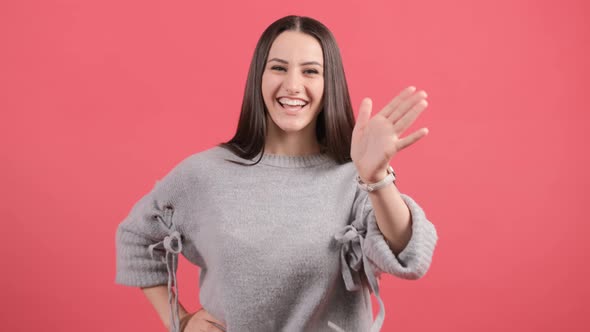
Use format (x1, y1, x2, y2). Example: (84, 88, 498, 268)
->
(262, 30, 325, 141)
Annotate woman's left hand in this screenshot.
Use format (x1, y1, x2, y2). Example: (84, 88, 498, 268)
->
(351, 86, 429, 183)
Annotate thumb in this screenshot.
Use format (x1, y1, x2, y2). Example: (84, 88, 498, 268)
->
(356, 97, 372, 130)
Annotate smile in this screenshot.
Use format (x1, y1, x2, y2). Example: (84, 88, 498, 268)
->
(277, 97, 309, 112)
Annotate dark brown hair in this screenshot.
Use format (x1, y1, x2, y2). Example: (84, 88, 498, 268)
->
(218, 15, 355, 165)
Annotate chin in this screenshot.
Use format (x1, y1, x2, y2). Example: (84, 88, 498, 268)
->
(267, 106, 319, 134)
(277, 122, 310, 133)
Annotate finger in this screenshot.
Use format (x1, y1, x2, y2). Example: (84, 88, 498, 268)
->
(378, 86, 416, 118)
(387, 90, 427, 123)
(205, 319, 227, 331)
(354, 97, 372, 131)
(392, 99, 428, 135)
(396, 128, 429, 151)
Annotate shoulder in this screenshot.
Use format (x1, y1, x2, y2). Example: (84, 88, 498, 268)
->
(162, 145, 244, 183)
(170, 145, 236, 171)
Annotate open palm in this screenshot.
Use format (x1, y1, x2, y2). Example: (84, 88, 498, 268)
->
(351, 86, 430, 182)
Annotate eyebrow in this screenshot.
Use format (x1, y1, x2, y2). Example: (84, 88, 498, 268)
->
(267, 58, 323, 67)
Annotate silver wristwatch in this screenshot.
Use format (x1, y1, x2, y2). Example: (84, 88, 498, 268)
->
(356, 165, 396, 192)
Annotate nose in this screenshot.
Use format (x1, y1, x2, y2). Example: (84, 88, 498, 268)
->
(283, 70, 302, 95)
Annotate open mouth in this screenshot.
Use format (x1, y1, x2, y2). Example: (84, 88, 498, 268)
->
(277, 98, 309, 112)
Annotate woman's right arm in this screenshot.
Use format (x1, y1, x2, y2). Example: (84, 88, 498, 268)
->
(115, 158, 225, 331)
(142, 285, 226, 332)
(141, 285, 190, 330)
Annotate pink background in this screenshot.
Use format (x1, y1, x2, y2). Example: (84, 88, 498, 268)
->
(1, 0, 588, 331)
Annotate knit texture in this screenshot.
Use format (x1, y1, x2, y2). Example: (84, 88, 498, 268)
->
(115, 145, 438, 332)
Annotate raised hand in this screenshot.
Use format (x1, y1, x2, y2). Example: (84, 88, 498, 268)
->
(351, 86, 429, 182)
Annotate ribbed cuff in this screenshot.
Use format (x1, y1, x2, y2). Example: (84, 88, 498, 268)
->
(364, 194, 438, 280)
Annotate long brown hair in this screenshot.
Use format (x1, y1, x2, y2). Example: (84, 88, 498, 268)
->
(219, 15, 355, 166)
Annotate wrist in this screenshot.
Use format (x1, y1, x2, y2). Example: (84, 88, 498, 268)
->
(356, 165, 396, 193)
(359, 168, 389, 183)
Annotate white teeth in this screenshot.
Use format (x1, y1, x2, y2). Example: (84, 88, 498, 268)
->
(278, 97, 308, 106)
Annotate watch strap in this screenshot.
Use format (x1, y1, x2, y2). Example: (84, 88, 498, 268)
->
(356, 166, 396, 192)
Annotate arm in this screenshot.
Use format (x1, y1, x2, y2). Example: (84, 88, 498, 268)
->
(142, 285, 191, 330)
(142, 286, 227, 332)
(361, 170, 412, 255)
(351, 87, 430, 256)
(342, 178, 437, 281)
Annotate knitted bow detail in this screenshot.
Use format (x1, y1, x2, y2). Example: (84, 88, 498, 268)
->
(329, 220, 386, 332)
(148, 230, 183, 332)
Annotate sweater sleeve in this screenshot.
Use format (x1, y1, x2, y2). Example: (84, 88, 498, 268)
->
(115, 161, 188, 288)
(357, 189, 438, 280)
(332, 182, 438, 332)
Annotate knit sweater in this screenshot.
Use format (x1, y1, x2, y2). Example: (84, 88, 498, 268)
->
(115, 145, 438, 332)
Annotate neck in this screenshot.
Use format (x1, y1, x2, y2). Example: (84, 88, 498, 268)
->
(264, 136, 322, 156)
(264, 118, 321, 156)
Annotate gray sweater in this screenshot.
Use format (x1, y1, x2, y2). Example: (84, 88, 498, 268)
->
(115, 145, 438, 332)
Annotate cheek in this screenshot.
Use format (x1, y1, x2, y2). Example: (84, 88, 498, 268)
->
(311, 81, 324, 101)
(261, 75, 269, 97)
(261, 75, 279, 98)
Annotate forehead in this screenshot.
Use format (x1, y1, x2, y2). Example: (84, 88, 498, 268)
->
(267, 31, 323, 64)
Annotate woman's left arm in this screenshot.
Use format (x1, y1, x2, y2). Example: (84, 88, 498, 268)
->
(364, 179, 413, 255)
(351, 86, 432, 256)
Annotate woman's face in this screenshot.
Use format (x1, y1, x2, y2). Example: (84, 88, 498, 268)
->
(261, 31, 324, 137)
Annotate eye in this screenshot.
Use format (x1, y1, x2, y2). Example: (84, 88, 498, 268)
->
(271, 65, 286, 72)
(304, 69, 319, 75)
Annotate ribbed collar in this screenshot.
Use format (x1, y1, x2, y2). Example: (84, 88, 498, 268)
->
(254, 151, 333, 168)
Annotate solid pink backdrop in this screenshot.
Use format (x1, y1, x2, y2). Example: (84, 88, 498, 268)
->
(1, 0, 588, 331)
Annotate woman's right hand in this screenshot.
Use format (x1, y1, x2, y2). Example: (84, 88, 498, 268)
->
(180, 308, 227, 332)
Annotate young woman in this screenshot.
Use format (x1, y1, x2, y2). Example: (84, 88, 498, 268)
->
(115, 15, 438, 332)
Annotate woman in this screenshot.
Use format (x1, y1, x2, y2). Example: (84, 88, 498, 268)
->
(115, 15, 438, 332)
